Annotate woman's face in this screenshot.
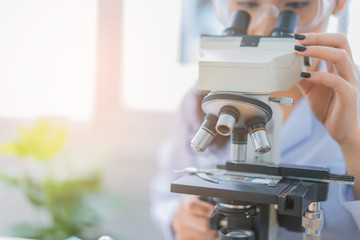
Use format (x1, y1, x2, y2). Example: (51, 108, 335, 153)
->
(227, 0, 338, 35)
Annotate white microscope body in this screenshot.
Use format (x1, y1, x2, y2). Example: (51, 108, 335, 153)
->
(199, 36, 305, 94)
(190, 9, 310, 167)
(182, 10, 352, 240)
(194, 34, 307, 165)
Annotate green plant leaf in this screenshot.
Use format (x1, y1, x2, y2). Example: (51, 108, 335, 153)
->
(0, 119, 68, 161)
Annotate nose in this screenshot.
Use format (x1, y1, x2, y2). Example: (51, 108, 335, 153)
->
(248, 16, 277, 36)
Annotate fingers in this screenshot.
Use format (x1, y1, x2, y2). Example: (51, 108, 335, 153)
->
(297, 33, 353, 58)
(173, 195, 218, 240)
(182, 195, 214, 217)
(325, 61, 335, 73)
(296, 45, 358, 85)
(297, 78, 314, 95)
(295, 33, 358, 86)
(177, 225, 217, 240)
(183, 211, 212, 233)
(300, 71, 354, 100)
(173, 213, 217, 240)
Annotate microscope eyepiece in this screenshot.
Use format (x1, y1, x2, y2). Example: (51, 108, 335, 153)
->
(270, 10, 299, 37)
(223, 10, 250, 36)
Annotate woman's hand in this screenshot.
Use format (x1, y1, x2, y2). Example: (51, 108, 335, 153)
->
(296, 33, 360, 199)
(172, 195, 218, 240)
(295, 33, 360, 147)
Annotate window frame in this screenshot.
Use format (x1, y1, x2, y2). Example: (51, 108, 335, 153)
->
(94, 0, 172, 131)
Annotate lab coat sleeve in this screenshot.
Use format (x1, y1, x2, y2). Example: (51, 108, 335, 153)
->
(149, 86, 207, 240)
(338, 72, 360, 231)
(339, 185, 360, 230)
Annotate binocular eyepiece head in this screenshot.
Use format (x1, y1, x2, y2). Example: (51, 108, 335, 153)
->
(224, 9, 299, 37)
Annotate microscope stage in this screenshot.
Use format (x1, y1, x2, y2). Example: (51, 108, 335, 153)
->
(171, 174, 328, 217)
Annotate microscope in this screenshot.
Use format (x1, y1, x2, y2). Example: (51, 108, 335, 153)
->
(171, 10, 354, 240)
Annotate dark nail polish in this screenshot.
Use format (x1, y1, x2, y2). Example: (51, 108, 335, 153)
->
(301, 72, 311, 78)
(295, 34, 306, 40)
(295, 45, 307, 52)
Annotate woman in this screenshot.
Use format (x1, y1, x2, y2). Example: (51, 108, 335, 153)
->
(150, 0, 360, 239)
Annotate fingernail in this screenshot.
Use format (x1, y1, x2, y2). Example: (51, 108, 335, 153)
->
(295, 45, 307, 52)
(295, 34, 306, 40)
(301, 72, 311, 78)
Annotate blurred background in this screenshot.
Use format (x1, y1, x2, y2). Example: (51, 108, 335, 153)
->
(0, 0, 359, 239)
